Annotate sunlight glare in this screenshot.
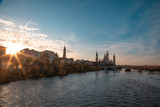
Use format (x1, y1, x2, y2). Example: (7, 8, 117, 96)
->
(6, 43, 22, 54)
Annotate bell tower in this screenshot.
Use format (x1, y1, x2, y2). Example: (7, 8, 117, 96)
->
(113, 53, 116, 65)
(107, 50, 109, 61)
(63, 46, 66, 59)
(96, 51, 98, 62)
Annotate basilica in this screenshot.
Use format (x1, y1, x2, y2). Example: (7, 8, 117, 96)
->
(96, 51, 116, 66)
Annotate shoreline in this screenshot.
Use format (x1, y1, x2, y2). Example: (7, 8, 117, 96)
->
(0, 70, 100, 85)
(1, 67, 160, 85)
(0, 60, 102, 84)
(0, 70, 98, 85)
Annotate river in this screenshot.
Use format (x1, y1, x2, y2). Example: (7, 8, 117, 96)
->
(0, 70, 160, 107)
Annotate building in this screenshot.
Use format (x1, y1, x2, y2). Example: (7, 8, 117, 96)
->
(97, 50, 116, 66)
(113, 53, 116, 65)
(59, 46, 74, 64)
(0, 46, 6, 56)
(21, 48, 59, 64)
(0, 46, 7, 69)
(63, 58, 74, 64)
(41, 50, 59, 63)
(20, 48, 41, 65)
(75, 59, 93, 65)
(63, 46, 66, 59)
(21, 48, 41, 58)
(96, 51, 98, 62)
(103, 51, 109, 62)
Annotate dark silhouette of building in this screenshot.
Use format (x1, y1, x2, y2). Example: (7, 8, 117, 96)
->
(98, 50, 116, 66)
(103, 50, 109, 62)
(0, 46, 6, 56)
(0, 46, 6, 68)
(96, 51, 98, 62)
(63, 46, 66, 59)
(113, 53, 116, 65)
(107, 50, 109, 61)
(59, 46, 74, 64)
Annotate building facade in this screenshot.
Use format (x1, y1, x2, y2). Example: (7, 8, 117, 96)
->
(96, 50, 116, 66)
(21, 48, 59, 64)
(0, 46, 6, 56)
(59, 46, 74, 64)
(0, 46, 7, 69)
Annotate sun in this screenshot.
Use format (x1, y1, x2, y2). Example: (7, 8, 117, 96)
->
(6, 43, 22, 54)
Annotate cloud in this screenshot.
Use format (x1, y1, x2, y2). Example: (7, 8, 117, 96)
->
(38, 33, 48, 37)
(71, 37, 160, 65)
(18, 19, 40, 31)
(19, 25, 40, 31)
(103, 39, 160, 65)
(0, 39, 4, 41)
(0, 19, 15, 27)
(97, 1, 160, 65)
(66, 50, 74, 53)
(0, 19, 67, 55)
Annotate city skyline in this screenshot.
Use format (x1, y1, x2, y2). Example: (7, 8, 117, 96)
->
(0, 0, 160, 65)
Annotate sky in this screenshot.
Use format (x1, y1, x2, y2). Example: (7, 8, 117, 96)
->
(0, 0, 160, 65)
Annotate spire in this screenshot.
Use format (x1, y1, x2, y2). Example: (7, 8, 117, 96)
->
(63, 45, 66, 59)
(96, 51, 98, 56)
(113, 53, 116, 65)
(107, 50, 109, 61)
(96, 51, 98, 62)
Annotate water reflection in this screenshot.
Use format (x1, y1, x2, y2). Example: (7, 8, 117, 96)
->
(0, 70, 160, 107)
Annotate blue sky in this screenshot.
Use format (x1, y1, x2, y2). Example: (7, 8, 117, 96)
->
(0, 0, 160, 65)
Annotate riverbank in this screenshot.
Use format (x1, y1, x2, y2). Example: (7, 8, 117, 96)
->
(0, 59, 101, 84)
(119, 65, 160, 72)
(1, 70, 160, 106)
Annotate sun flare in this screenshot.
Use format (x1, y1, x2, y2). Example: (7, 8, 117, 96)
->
(6, 43, 22, 54)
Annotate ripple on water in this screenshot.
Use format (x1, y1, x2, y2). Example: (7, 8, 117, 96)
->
(0, 71, 160, 106)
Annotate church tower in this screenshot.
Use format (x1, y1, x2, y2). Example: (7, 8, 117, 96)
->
(96, 51, 98, 62)
(107, 50, 109, 61)
(113, 53, 116, 65)
(63, 46, 66, 59)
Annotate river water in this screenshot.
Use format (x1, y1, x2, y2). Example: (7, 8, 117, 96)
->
(0, 70, 160, 107)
